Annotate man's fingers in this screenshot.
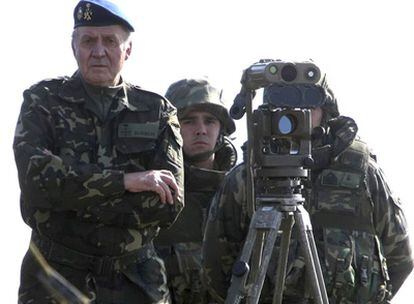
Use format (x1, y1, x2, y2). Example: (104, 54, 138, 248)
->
(154, 183, 167, 204)
(124, 170, 178, 204)
(161, 172, 179, 200)
(160, 182, 174, 205)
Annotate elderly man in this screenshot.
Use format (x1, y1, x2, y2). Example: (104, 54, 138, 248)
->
(13, 1, 184, 303)
(154, 78, 237, 303)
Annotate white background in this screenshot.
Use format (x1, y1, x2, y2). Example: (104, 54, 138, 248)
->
(1, 0, 413, 302)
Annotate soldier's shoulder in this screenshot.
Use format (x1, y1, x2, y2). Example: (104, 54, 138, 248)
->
(26, 76, 72, 95)
(227, 163, 246, 177)
(351, 137, 379, 170)
(22, 76, 76, 109)
(333, 136, 375, 173)
(126, 83, 170, 107)
(223, 163, 246, 190)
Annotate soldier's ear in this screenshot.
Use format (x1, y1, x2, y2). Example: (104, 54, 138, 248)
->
(124, 41, 132, 61)
(71, 30, 78, 58)
(71, 41, 76, 57)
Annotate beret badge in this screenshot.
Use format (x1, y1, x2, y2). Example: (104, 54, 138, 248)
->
(77, 3, 93, 21)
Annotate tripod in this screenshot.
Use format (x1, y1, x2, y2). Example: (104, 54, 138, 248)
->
(225, 175, 329, 304)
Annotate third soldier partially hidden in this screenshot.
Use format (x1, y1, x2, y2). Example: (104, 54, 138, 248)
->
(202, 74, 413, 303)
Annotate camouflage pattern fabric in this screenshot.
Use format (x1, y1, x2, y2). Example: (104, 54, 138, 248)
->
(14, 71, 184, 303)
(202, 118, 413, 303)
(155, 139, 237, 304)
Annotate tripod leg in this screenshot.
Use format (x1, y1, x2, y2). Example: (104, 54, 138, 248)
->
(295, 205, 329, 304)
(225, 207, 282, 304)
(225, 218, 261, 304)
(248, 225, 279, 304)
(250, 232, 265, 283)
(272, 213, 295, 304)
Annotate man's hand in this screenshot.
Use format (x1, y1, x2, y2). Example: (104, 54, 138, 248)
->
(311, 116, 358, 170)
(124, 170, 179, 205)
(327, 116, 358, 157)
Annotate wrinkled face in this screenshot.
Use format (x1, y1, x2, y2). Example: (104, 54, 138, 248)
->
(72, 25, 132, 86)
(180, 111, 221, 157)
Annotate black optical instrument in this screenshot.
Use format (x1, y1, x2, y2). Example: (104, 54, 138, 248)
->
(230, 59, 326, 120)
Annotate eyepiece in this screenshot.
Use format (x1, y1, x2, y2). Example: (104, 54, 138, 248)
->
(281, 64, 297, 82)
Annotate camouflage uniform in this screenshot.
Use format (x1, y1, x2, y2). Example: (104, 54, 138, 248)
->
(202, 84, 413, 303)
(14, 72, 184, 303)
(154, 78, 237, 303)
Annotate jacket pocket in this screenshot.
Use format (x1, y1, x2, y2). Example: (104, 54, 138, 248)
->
(322, 228, 356, 302)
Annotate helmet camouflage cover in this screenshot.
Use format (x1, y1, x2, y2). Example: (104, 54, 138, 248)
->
(165, 78, 236, 135)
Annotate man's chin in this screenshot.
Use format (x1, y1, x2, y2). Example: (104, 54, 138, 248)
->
(84, 75, 113, 87)
(184, 148, 215, 163)
(187, 148, 209, 156)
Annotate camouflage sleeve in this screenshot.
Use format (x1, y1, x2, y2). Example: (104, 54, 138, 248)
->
(368, 159, 414, 295)
(75, 97, 184, 229)
(132, 101, 184, 228)
(13, 88, 125, 211)
(202, 165, 247, 303)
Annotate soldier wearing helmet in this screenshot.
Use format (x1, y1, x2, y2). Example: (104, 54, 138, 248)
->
(155, 78, 237, 303)
(202, 70, 413, 303)
(165, 77, 236, 168)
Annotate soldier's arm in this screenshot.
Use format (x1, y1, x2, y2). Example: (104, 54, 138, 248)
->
(369, 160, 414, 295)
(121, 104, 185, 228)
(13, 88, 126, 212)
(202, 165, 246, 302)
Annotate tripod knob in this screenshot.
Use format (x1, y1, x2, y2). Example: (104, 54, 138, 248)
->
(232, 261, 250, 277)
(303, 156, 314, 168)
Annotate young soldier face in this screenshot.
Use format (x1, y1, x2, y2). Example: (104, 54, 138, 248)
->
(72, 25, 132, 87)
(180, 111, 221, 158)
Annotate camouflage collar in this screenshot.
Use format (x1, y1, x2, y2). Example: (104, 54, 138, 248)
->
(57, 71, 90, 104)
(57, 71, 150, 112)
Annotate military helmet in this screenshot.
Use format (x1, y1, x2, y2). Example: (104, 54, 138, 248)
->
(262, 72, 339, 126)
(165, 78, 236, 135)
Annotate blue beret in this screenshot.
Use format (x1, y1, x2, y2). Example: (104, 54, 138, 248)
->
(74, 0, 134, 32)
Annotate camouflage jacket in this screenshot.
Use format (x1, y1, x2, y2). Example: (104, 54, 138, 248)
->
(155, 138, 237, 247)
(153, 139, 236, 304)
(14, 72, 184, 257)
(202, 138, 413, 303)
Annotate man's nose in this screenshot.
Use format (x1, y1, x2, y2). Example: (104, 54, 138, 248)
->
(92, 41, 106, 57)
(195, 122, 207, 135)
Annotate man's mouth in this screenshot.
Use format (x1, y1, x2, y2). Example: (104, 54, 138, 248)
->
(193, 141, 208, 146)
(91, 65, 107, 68)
